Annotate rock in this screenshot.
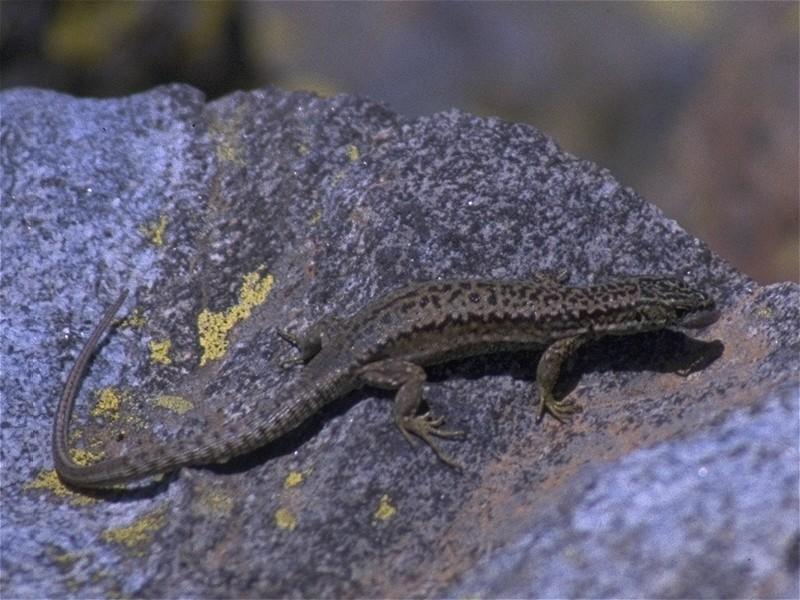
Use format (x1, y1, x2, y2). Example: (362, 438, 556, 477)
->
(1, 84, 797, 598)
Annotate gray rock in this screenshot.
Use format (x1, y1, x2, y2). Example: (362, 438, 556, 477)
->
(1, 84, 797, 598)
(451, 389, 799, 599)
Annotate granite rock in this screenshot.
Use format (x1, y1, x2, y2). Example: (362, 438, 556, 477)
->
(1, 85, 797, 598)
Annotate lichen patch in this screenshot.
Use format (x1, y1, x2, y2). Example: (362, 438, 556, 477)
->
(197, 266, 274, 366)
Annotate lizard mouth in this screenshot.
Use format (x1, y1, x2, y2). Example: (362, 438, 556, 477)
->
(677, 307, 720, 329)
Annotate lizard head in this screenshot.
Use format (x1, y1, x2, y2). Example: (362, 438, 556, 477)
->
(636, 277, 720, 329)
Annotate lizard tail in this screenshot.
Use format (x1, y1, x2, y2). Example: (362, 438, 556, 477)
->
(52, 290, 130, 487)
(52, 291, 338, 488)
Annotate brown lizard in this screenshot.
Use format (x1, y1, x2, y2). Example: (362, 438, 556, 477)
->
(53, 273, 719, 487)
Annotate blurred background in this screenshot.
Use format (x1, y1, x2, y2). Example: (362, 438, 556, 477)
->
(1, 1, 797, 283)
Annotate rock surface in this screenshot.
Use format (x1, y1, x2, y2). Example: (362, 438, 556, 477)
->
(1, 84, 797, 598)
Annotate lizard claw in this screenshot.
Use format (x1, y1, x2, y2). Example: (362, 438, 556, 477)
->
(276, 328, 300, 347)
(398, 413, 465, 469)
(278, 355, 305, 370)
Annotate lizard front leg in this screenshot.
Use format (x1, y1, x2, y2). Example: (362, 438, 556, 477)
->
(358, 359, 464, 468)
(277, 316, 342, 367)
(536, 334, 588, 422)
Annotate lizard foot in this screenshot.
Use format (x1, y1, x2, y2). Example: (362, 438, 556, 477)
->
(398, 412, 465, 469)
(536, 394, 580, 423)
(276, 328, 298, 345)
(276, 329, 303, 369)
(277, 354, 305, 369)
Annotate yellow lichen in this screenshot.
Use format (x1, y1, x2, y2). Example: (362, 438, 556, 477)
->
(217, 139, 241, 163)
(50, 548, 84, 567)
(101, 508, 167, 549)
(138, 214, 168, 247)
(211, 110, 247, 166)
(197, 266, 274, 366)
(121, 307, 147, 329)
(84, 388, 141, 436)
(756, 306, 774, 319)
(148, 338, 173, 365)
(153, 394, 194, 415)
(24, 470, 95, 506)
(70, 447, 104, 466)
(373, 494, 396, 522)
(346, 144, 360, 162)
(90, 387, 123, 420)
(283, 471, 305, 489)
(275, 508, 297, 531)
(198, 489, 234, 516)
(309, 209, 322, 225)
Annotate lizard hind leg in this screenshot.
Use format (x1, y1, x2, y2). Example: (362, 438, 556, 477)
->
(358, 358, 465, 469)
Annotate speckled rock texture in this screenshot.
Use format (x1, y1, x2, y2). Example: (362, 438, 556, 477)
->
(1, 85, 797, 599)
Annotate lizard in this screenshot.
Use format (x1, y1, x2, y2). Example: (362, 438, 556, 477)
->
(52, 273, 719, 488)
